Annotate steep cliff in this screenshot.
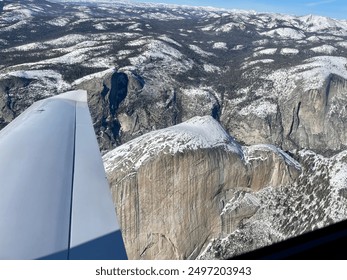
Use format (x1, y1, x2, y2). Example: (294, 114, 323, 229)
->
(281, 74, 347, 153)
(103, 116, 301, 259)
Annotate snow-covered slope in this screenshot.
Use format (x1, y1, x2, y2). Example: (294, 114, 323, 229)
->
(104, 116, 302, 173)
(104, 116, 243, 171)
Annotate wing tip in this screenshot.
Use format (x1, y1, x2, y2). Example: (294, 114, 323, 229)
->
(51, 90, 87, 103)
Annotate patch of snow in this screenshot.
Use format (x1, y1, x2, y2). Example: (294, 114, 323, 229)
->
(129, 40, 183, 63)
(117, 49, 134, 59)
(239, 100, 277, 118)
(212, 42, 227, 50)
(201, 24, 214, 31)
(75, 12, 90, 19)
(337, 41, 347, 48)
(94, 23, 107, 30)
(318, 35, 343, 41)
(299, 15, 347, 34)
(9, 42, 47, 52)
(72, 68, 115, 85)
(47, 17, 70, 27)
(83, 54, 116, 68)
(1, 20, 28, 31)
(127, 23, 141, 30)
(40, 48, 92, 65)
(2, 70, 70, 93)
(44, 34, 89, 47)
(128, 40, 191, 74)
(231, 45, 244, 51)
(244, 144, 301, 170)
(158, 35, 182, 47)
(252, 39, 270, 46)
(221, 192, 260, 216)
(141, 12, 185, 21)
(203, 64, 220, 73)
(215, 22, 245, 33)
(253, 48, 277, 57)
(126, 38, 149, 47)
(329, 151, 347, 190)
(189, 44, 215, 57)
(330, 157, 347, 190)
(261, 28, 305, 40)
(242, 59, 274, 69)
(182, 87, 213, 98)
(280, 48, 299, 55)
(307, 35, 320, 42)
(310, 45, 337, 54)
(15, 8, 32, 17)
(268, 56, 347, 92)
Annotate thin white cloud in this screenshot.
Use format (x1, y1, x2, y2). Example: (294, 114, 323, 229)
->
(306, 0, 336, 7)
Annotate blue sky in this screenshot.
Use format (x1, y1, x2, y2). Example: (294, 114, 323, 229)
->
(131, 0, 347, 19)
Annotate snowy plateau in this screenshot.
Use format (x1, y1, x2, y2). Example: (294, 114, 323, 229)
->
(2, 0, 347, 259)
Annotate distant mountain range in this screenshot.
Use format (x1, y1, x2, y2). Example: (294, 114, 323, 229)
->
(1, 0, 347, 259)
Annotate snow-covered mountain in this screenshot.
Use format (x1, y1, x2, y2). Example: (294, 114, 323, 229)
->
(2, 0, 347, 152)
(2, 0, 347, 259)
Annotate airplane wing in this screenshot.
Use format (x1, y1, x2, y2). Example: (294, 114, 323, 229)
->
(0, 90, 127, 260)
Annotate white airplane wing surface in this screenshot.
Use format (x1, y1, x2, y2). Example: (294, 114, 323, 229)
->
(0, 90, 127, 260)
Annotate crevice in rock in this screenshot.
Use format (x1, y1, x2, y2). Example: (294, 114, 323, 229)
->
(131, 113, 139, 134)
(212, 102, 221, 121)
(288, 106, 296, 138)
(100, 83, 109, 99)
(139, 241, 155, 257)
(296, 101, 301, 128)
(165, 90, 176, 109)
(287, 102, 301, 147)
(164, 90, 180, 125)
(325, 75, 332, 108)
(276, 105, 285, 147)
(110, 119, 121, 140)
(209, 91, 221, 121)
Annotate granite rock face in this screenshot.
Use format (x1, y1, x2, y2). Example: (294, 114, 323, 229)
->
(103, 116, 301, 259)
(280, 74, 347, 153)
(76, 70, 219, 153)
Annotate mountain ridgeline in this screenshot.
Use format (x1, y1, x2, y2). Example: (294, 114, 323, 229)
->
(1, 0, 347, 259)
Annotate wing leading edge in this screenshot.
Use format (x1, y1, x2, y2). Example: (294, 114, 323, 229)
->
(0, 90, 127, 260)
